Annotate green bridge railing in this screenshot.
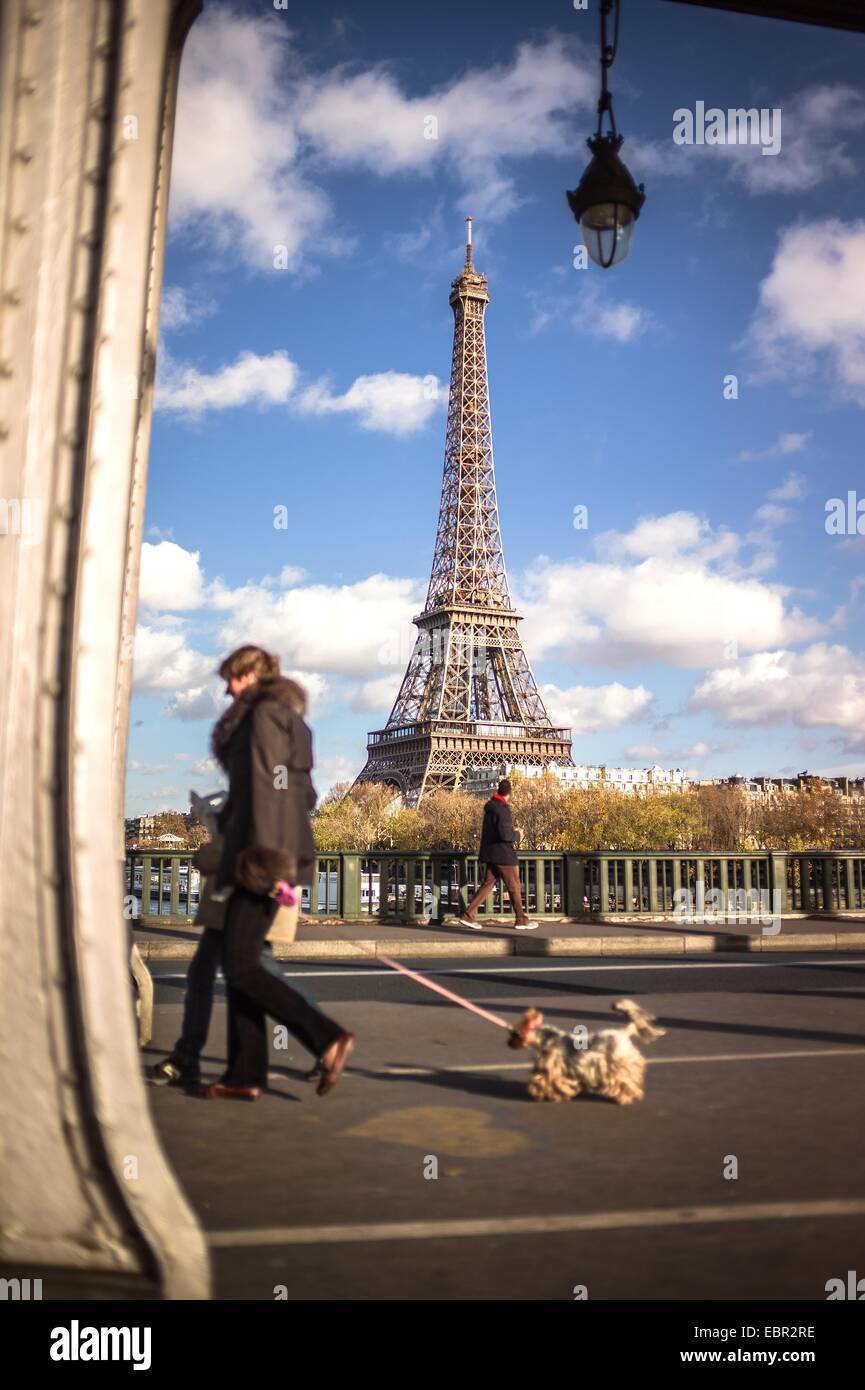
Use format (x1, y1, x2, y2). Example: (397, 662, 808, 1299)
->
(126, 848, 865, 926)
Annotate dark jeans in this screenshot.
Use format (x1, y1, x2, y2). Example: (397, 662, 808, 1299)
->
(172, 926, 286, 1071)
(222, 885, 344, 1088)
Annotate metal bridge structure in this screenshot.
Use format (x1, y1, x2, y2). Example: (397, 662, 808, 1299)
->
(0, 0, 207, 1299)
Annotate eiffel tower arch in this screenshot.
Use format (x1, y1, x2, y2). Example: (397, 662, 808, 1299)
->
(356, 221, 573, 804)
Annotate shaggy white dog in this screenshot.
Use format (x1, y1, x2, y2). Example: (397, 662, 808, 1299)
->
(508, 999, 665, 1104)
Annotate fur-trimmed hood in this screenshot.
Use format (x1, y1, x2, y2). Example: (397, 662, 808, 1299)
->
(211, 674, 308, 771)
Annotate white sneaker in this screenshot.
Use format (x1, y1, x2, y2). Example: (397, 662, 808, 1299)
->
(459, 916, 483, 930)
(514, 920, 539, 931)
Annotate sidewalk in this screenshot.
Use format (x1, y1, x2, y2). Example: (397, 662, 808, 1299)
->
(133, 913, 865, 961)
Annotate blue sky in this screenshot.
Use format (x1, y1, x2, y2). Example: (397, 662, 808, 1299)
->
(127, 0, 865, 815)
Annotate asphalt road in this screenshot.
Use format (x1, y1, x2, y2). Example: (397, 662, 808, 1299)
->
(144, 954, 865, 1300)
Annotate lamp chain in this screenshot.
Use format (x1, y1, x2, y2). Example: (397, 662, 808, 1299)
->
(596, 0, 622, 141)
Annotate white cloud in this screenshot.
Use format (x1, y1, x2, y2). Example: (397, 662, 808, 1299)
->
(156, 346, 444, 437)
(529, 307, 555, 336)
(296, 372, 446, 436)
(737, 432, 810, 462)
(209, 572, 424, 678)
(745, 220, 865, 406)
(596, 512, 738, 564)
(519, 512, 824, 669)
(744, 474, 808, 569)
(754, 502, 791, 527)
(278, 565, 307, 586)
(133, 543, 425, 714)
(690, 644, 865, 751)
(285, 670, 329, 714)
(156, 348, 299, 415)
(574, 289, 652, 344)
(170, 14, 594, 269)
(191, 755, 221, 779)
(296, 35, 593, 224)
(314, 754, 359, 799)
(540, 682, 653, 735)
(386, 222, 435, 261)
(133, 626, 215, 696)
(139, 541, 206, 611)
(160, 285, 216, 332)
(170, 8, 337, 271)
(165, 683, 226, 723)
(630, 85, 865, 195)
(350, 674, 400, 715)
(672, 741, 711, 760)
(768, 471, 808, 502)
(626, 743, 661, 761)
(531, 281, 654, 344)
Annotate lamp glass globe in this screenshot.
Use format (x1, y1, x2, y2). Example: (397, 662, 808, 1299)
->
(581, 202, 635, 268)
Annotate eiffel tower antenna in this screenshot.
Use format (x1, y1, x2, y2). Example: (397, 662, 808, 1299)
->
(355, 224, 573, 803)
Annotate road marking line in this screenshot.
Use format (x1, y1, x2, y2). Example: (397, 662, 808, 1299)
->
(153, 956, 865, 982)
(653, 1046, 865, 1064)
(379, 1046, 865, 1077)
(207, 1197, 865, 1249)
(277, 958, 865, 978)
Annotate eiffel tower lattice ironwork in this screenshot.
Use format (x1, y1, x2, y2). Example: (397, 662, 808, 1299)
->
(355, 220, 573, 803)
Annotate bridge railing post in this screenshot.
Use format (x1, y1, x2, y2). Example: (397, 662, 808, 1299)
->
(828, 856, 839, 911)
(769, 852, 789, 914)
(844, 856, 855, 912)
(648, 854, 660, 913)
(141, 854, 153, 924)
(169, 855, 180, 919)
(341, 853, 361, 919)
(564, 854, 585, 917)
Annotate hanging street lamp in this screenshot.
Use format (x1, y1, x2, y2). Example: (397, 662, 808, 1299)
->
(567, 0, 646, 268)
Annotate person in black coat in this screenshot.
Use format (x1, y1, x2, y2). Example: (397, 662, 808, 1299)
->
(459, 778, 538, 930)
(145, 802, 292, 1091)
(202, 645, 354, 1100)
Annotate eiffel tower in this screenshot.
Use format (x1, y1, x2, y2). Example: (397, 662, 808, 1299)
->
(355, 220, 573, 803)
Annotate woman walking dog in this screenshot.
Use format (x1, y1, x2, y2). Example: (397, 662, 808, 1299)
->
(202, 645, 353, 1100)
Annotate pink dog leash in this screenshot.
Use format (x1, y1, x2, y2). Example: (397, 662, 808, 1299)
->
(279, 881, 510, 1031)
(350, 939, 511, 1031)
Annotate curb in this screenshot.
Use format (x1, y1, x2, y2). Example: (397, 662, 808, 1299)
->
(134, 930, 865, 962)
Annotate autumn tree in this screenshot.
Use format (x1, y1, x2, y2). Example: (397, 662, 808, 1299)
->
(751, 786, 851, 850)
(313, 783, 401, 852)
(412, 788, 483, 850)
(310, 779, 864, 853)
(692, 785, 749, 852)
(507, 772, 568, 850)
(319, 781, 352, 808)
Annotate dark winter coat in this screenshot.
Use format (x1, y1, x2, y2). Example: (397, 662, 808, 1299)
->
(478, 793, 520, 865)
(210, 675, 317, 892)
